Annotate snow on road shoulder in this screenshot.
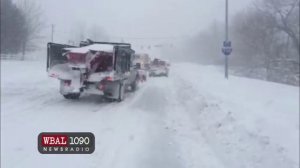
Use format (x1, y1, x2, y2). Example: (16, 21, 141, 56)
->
(170, 63, 299, 167)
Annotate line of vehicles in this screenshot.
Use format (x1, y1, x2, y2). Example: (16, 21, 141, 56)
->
(47, 39, 170, 102)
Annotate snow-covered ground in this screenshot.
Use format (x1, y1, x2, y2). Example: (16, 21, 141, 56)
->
(1, 60, 299, 168)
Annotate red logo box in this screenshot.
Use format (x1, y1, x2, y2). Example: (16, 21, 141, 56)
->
(38, 132, 95, 154)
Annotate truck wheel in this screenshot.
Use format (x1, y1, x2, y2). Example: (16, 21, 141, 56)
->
(117, 82, 125, 102)
(63, 93, 80, 99)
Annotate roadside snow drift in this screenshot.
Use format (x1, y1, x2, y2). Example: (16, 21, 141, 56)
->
(1, 60, 299, 168)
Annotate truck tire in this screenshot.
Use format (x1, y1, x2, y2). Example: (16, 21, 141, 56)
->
(117, 82, 125, 102)
(63, 93, 80, 99)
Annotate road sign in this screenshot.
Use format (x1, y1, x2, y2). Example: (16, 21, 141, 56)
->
(223, 40, 231, 47)
(222, 40, 232, 55)
(222, 47, 232, 55)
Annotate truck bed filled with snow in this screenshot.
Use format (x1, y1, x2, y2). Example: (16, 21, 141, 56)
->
(1, 60, 299, 168)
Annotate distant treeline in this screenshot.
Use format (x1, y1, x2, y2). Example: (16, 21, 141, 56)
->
(186, 0, 299, 85)
(0, 0, 43, 59)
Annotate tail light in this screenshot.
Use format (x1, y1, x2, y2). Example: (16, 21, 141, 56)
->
(97, 83, 105, 90)
(104, 76, 113, 81)
(98, 76, 113, 91)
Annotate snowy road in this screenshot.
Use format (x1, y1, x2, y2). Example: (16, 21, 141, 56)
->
(1, 60, 299, 168)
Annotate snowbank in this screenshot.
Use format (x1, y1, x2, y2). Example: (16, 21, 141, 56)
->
(172, 63, 299, 166)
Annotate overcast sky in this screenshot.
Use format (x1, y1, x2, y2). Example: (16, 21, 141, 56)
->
(12, 0, 253, 56)
(37, 0, 252, 42)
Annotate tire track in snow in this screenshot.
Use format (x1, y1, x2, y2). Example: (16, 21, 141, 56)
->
(89, 81, 184, 168)
(129, 85, 183, 168)
(162, 75, 226, 168)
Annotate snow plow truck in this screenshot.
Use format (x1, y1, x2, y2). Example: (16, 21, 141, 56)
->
(47, 40, 139, 102)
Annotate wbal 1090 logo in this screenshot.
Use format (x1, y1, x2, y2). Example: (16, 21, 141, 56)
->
(38, 132, 95, 154)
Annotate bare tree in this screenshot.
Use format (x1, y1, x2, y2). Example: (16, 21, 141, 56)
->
(231, 8, 279, 75)
(17, 0, 44, 59)
(216, 1, 299, 85)
(255, 0, 300, 55)
(187, 0, 299, 85)
(1, 0, 26, 55)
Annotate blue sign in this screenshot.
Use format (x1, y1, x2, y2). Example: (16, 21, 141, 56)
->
(223, 41, 231, 47)
(222, 40, 232, 55)
(222, 47, 232, 55)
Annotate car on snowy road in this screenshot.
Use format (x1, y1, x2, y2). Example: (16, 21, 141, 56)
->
(149, 58, 169, 77)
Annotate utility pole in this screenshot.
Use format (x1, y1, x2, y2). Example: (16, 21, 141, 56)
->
(51, 24, 54, 42)
(225, 0, 229, 79)
(221, 0, 232, 79)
